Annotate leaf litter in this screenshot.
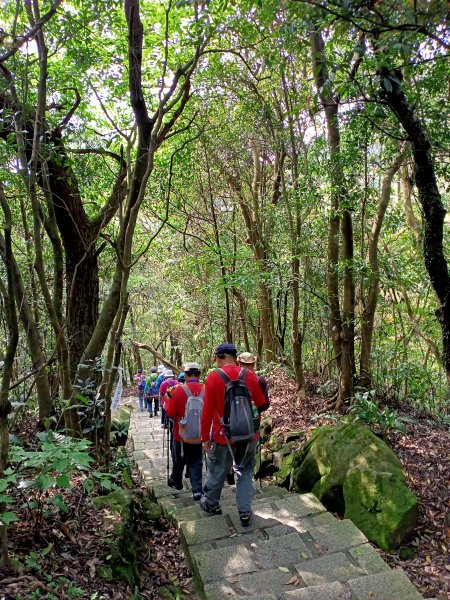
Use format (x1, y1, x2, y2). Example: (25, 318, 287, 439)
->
(264, 367, 450, 600)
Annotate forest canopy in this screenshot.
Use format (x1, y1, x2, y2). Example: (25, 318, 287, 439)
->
(0, 0, 448, 457)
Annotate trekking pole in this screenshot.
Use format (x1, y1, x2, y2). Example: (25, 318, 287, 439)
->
(166, 417, 170, 483)
(259, 439, 262, 490)
(162, 421, 165, 457)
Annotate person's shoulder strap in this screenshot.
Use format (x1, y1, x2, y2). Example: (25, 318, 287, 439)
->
(181, 383, 204, 398)
(180, 383, 192, 398)
(215, 368, 231, 384)
(238, 367, 248, 381)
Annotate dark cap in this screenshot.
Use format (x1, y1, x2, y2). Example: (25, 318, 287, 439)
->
(214, 342, 237, 356)
(138, 368, 143, 373)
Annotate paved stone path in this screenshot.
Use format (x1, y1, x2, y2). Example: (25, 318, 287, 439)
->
(130, 411, 425, 600)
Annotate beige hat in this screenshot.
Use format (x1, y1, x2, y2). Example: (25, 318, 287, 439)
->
(184, 361, 201, 371)
(238, 352, 256, 364)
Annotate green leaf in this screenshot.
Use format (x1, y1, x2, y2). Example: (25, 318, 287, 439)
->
(51, 495, 69, 513)
(35, 475, 55, 491)
(83, 478, 94, 494)
(56, 474, 71, 489)
(0, 511, 19, 525)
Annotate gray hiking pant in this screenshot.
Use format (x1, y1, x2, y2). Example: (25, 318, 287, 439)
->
(203, 440, 257, 513)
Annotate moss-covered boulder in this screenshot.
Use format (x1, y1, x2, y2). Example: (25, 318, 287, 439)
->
(254, 446, 276, 478)
(284, 430, 305, 443)
(291, 423, 418, 551)
(267, 434, 283, 452)
(344, 467, 418, 551)
(259, 417, 274, 443)
(275, 453, 296, 488)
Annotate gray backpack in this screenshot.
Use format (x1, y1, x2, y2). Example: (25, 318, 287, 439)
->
(178, 384, 205, 444)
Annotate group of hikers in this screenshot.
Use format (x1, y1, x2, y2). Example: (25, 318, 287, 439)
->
(133, 342, 270, 527)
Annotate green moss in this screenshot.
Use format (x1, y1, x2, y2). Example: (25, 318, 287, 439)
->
(98, 565, 113, 580)
(267, 434, 283, 452)
(284, 430, 305, 443)
(275, 452, 295, 488)
(259, 417, 274, 442)
(93, 489, 133, 517)
(291, 423, 418, 551)
(94, 490, 162, 589)
(343, 467, 418, 552)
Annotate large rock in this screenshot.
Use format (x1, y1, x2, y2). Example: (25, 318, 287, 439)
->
(291, 423, 418, 551)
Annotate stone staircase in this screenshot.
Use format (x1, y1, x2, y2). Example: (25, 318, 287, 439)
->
(129, 411, 426, 600)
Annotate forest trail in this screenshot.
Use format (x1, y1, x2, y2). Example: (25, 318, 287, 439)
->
(129, 412, 425, 600)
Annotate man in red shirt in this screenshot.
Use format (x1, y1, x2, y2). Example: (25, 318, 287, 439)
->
(165, 362, 204, 500)
(200, 343, 269, 526)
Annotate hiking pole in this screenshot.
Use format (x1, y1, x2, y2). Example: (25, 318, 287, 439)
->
(162, 421, 165, 457)
(166, 417, 170, 483)
(259, 439, 262, 490)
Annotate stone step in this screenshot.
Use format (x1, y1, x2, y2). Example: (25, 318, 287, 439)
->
(128, 411, 425, 600)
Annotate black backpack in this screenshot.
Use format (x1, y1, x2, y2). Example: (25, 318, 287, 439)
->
(216, 368, 255, 445)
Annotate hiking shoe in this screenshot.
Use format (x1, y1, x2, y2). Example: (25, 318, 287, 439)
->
(167, 478, 183, 491)
(192, 492, 202, 501)
(239, 512, 251, 527)
(199, 496, 222, 515)
(148, 413, 153, 418)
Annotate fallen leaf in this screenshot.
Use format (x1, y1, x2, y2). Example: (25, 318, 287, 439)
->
(285, 575, 299, 585)
(278, 566, 290, 573)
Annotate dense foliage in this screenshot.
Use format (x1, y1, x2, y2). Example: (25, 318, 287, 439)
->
(0, 0, 448, 583)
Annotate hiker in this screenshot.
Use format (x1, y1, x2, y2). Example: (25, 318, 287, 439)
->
(145, 366, 159, 418)
(134, 367, 146, 412)
(166, 362, 204, 499)
(159, 370, 178, 428)
(200, 343, 268, 527)
(237, 352, 270, 410)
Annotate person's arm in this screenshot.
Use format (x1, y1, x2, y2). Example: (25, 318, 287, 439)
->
(247, 371, 265, 410)
(257, 375, 270, 413)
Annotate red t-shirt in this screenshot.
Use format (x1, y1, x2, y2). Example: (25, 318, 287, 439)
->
(201, 365, 266, 445)
(166, 380, 204, 442)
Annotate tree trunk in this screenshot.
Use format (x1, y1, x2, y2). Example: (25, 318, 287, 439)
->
(311, 30, 355, 407)
(360, 149, 406, 387)
(0, 234, 52, 420)
(380, 68, 450, 381)
(0, 186, 19, 568)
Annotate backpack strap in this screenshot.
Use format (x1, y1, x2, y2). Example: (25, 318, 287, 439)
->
(181, 383, 204, 398)
(215, 368, 231, 384)
(238, 367, 248, 381)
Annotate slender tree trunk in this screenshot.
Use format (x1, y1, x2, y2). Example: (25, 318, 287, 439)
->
(360, 149, 406, 387)
(311, 30, 355, 407)
(401, 163, 422, 251)
(0, 186, 19, 568)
